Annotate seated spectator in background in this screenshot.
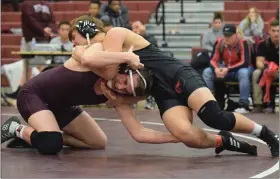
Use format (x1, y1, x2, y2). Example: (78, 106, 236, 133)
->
(100, 0, 129, 28)
(202, 12, 224, 52)
(252, 20, 279, 113)
(132, 20, 158, 47)
(88, 0, 101, 19)
(2, 0, 22, 11)
(5, 1, 57, 100)
(131, 20, 158, 110)
(202, 24, 253, 113)
(239, 7, 264, 40)
(49, 21, 73, 64)
(267, 8, 279, 30)
(236, 26, 256, 68)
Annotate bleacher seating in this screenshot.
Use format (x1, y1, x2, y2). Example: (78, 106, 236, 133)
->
(191, 1, 277, 56)
(1, 1, 159, 87)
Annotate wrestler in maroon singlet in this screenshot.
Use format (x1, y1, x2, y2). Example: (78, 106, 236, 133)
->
(17, 66, 107, 128)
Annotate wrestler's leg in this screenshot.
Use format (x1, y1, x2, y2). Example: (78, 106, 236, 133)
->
(188, 87, 258, 133)
(188, 87, 279, 157)
(162, 105, 218, 148)
(62, 111, 107, 149)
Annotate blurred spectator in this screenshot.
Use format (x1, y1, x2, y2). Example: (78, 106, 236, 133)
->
(88, 0, 102, 19)
(236, 26, 256, 68)
(100, 0, 129, 28)
(267, 8, 279, 31)
(132, 20, 158, 47)
(202, 24, 253, 113)
(49, 21, 73, 64)
(252, 19, 279, 113)
(21, 1, 56, 44)
(2, 0, 22, 11)
(202, 12, 224, 52)
(131, 20, 158, 110)
(239, 7, 264, 39)
(5, 1, 56, 99)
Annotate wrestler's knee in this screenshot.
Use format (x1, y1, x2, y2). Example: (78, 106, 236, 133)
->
(87, 134, 107, 149)
(31, 131, 63, 155)
(171, 126, 200, 148)
(197, 100, 236, 131)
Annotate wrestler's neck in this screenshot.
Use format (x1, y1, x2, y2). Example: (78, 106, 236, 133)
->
(93, 78, 103, 95)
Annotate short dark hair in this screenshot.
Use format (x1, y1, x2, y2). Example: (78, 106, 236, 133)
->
(58, 21, 70, 28)
(108, 0, 120, 5)
(90, 0, 101, 7)
(213, 11, 224, 22)
(101, 17, 112, 27)
(134, 68, 154, 96)
(270, 19, 279, 27)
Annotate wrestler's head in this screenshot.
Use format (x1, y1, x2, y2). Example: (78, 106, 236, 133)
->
(107, 68, 154, 96)
(69, 15, 105, 46)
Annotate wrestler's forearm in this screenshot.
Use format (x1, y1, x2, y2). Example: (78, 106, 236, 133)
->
(115, 105, 178, 144)
(82, 50, 129, 68)
(118, 96, 146, 105)
(137, 128, 179, 144)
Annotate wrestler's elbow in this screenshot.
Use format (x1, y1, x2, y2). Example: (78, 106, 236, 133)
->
(81, 52, 99, 67)
(130, 128, 147, 143)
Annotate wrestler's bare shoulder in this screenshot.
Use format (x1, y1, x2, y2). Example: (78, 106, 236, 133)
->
(64, 58, 91, 72)
(105, 27, 150, 51)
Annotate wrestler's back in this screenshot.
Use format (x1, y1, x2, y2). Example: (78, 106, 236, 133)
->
(133, 44, 192, 95)
(23, 65, 107, 107)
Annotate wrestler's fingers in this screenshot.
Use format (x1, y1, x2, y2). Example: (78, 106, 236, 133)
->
(101, 82, 117, 100)
(128, 46, 134, 52)
(138, 63, 144, 69)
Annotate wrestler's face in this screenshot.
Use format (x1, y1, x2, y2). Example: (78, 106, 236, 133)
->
(108, 73, 139, 95)
(71, 30, 88, 46)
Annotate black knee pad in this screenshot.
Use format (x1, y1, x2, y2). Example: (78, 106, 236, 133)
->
(197, 100, 236, 131)
(31, 131, 63, 155)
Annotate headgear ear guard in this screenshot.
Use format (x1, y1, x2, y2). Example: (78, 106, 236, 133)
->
(75, 20, 99, 45)
(118, 64, 147, 96)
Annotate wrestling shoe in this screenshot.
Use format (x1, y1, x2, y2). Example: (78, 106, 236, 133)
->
(258, 125, 279, 157)
(1, 116, 20, 143)
(215, 130, 257, 156)
(7, 138, 32, 148)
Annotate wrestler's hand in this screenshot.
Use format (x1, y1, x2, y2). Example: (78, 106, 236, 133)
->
(100, 80, 122, 106)
(72, 45, 88, 62)
(125, 46, 144, 70)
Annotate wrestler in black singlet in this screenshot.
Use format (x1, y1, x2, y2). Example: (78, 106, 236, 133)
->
(17, 66, 107, 128)
(133, 44, 207, 116)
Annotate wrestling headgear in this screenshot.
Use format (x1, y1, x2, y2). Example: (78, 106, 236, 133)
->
(76, 20, 99, 45)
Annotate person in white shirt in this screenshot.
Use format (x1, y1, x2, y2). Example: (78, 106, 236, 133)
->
(49, 21, 73, 64)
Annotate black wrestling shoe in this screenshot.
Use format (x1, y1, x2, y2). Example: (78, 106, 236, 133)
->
(258, 125, 279, 157)
(7, 138, 33, 148)
(215, 131, 257, 156)
(1, 116, 20, 143)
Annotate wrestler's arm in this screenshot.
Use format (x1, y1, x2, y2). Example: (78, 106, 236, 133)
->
(80, 43, 133, 68)
(72, 43, 117, 80)
(114, 104, 179, 144)
(101, 28, 148, 102)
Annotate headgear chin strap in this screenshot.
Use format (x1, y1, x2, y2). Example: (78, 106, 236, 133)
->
(129, 69, 147, 97)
